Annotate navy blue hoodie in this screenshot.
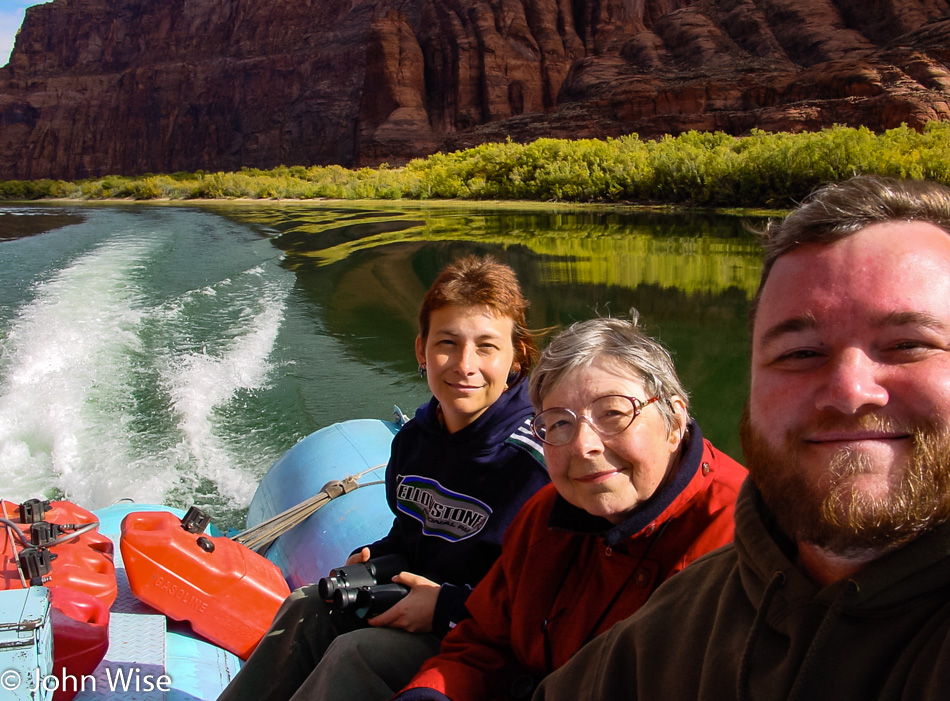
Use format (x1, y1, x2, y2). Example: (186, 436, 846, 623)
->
(364, 380, 549, 635)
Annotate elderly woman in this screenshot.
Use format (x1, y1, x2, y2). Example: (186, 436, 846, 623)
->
(388, 314, 747, 701)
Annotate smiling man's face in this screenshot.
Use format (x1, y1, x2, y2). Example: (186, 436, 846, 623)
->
(743, 220, 950, 552)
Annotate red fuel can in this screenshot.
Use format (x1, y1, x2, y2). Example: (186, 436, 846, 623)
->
(1, 500, 117, 606)
(120, 510, 291, 659)
(0, 499, 113, 701)
(48, 587, 111, 701)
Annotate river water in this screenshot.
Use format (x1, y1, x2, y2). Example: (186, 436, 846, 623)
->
(0, 202, 765, 529)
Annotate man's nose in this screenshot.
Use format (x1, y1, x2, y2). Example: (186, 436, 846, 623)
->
(816, 348, 889, 414)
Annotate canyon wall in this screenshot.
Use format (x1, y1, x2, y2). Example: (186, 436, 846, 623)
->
(0, 0, 948, 179)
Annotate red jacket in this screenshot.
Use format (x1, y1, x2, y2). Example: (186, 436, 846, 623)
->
(395, 423, 746, 701)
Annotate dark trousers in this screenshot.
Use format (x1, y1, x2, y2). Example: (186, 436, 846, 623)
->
(217, 584, 366, 701)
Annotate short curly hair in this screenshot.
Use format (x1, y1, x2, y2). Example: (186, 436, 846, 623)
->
(528, 313, 690, 433)
(418, 255, 539, 383)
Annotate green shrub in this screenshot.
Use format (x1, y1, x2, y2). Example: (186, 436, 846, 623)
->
(4, 123, 950, 207)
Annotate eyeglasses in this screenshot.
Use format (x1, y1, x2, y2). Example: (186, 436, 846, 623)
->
(530, 395, 661, 446)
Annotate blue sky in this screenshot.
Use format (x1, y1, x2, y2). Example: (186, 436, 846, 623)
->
(1, 1, 47, 66)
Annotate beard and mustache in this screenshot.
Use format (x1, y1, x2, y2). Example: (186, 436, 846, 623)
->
(740, 405, 950, 555)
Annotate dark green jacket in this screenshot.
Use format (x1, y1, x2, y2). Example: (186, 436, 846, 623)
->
(534, 479, 950, 701)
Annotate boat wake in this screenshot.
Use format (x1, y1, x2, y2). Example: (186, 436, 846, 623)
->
(0, 224, 290, 520)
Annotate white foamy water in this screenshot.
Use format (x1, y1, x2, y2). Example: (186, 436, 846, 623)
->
(0, 236, 154, 503)
(160, 267, 287, 506)
(0, 213, 292, 516)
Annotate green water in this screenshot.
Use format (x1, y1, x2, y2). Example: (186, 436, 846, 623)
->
(0, 202, 764, 528)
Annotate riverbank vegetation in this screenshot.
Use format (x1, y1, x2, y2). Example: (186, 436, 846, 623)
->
(3, 123, 949, 208)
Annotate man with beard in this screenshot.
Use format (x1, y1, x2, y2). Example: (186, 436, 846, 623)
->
(531, 175, 950, 701)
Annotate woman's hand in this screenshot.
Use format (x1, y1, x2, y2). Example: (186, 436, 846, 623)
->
(344, 547, 371, 566)
(367, 572, 441, 633)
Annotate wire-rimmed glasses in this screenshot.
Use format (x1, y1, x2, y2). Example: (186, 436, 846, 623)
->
(530, 395, 661, 446)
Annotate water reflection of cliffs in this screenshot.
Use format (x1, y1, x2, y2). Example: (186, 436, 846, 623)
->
(228, 204, 764, 296)
(219, 202, 763, 457)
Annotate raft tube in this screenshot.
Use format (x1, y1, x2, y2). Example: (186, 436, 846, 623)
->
(246, 418, 400, 589)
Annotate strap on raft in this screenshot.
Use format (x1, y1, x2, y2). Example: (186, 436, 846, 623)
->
(231, 466, 386, 553)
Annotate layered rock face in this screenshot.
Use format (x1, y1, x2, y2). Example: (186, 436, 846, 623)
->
(1, 0, 948, 179)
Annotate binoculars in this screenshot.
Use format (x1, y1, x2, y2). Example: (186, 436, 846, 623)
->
(317, 553, 410, 618)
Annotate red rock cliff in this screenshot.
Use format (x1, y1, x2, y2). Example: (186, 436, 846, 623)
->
(1, 0, 948, 179)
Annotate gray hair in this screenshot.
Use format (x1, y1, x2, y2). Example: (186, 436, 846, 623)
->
(752, 176, 950, 324)
(528, 313, 690, 433)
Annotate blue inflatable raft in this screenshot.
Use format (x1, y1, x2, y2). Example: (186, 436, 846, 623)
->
(4, 415, 403, 700)
(245, 416, 402, 589)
